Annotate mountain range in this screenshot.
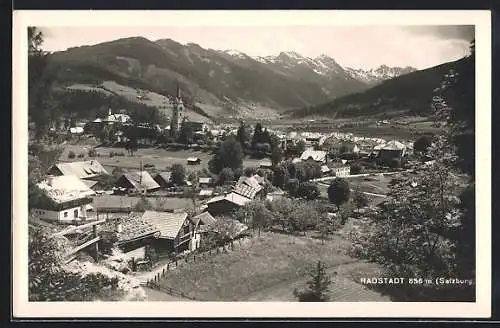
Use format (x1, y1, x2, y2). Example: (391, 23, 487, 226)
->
(47, 36, 419, 120)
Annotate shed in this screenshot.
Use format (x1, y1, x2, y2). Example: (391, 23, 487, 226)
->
(187, 157, 201, 165)
(205, 192, 252, 216)
(142, 210, 193, 253)
(115, 171, 160, 192)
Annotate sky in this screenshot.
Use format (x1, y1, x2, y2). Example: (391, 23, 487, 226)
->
(40, 25, 474, 70)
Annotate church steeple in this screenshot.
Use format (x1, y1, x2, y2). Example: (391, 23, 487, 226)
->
(176, 82, 181, 99)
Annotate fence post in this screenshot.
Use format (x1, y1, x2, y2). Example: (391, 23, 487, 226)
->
(167, 263, 170, 271)
(194, 255, 196, 262)
(162, 268, 165, 276)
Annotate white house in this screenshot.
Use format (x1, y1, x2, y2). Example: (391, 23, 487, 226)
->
(32, 175, 96, 223)
(331, 165, 351, 177)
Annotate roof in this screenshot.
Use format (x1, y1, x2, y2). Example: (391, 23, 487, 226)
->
(187, 157, 200, 162)
(142, 210, 189, 239)
(199, 177, 212, 184)
(69, 127, 84, 134)
(259, 159, 273, 167)
(191, 211, 217, 226)
(300, 149, 327, 162)
(238, 176, 263, 191)
(36, 175, 95, 204)
(321, 165, 331, 173)
(110, 216, 161, 245)
(81, 179, 99, 189)
(206, 192, 252, 207)
(199, 189, 214, 196)
(50, 160, 109, 179)
(381, 140, 407, 151)
(155, 171, 172, 182)
(121, 171, 160, 190)
(233, 183, 260, 199)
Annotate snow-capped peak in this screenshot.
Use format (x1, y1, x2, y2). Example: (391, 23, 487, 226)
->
(345, 65, 418, 84)
(224, 49, 247, 59)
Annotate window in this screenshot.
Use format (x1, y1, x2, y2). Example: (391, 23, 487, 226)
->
(74, 209, 79, 218)
(64, 212, 68, 218)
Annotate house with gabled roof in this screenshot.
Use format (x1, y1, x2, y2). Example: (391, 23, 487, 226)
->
(48, 160, 108, 181)
(153, 171, 173, 188)
(300, 149, 327, 164)
(31, 175, 96, 224)
(141, 210, 196, 253)
(115, 171, 160, 193)
(205, 192, 252, 216)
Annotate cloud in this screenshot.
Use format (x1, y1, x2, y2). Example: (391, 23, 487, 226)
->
(403, 25, 475, 41)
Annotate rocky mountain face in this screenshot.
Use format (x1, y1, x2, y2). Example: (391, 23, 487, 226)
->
(47, 36, 418, 117)
(345, 65, 418, 85)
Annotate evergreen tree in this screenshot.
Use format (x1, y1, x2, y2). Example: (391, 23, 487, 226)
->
(294, 261, 333, 302)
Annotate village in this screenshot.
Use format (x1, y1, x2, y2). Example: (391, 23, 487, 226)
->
(27, 83, 439, 302)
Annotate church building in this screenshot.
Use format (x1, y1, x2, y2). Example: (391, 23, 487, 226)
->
(169, 83, 185, 138)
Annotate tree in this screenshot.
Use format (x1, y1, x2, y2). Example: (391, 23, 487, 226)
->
(244, 167, 256, 177)
(28, 27, 57, 139)
(317, 215, 338, 244)
(272, 164, 289, 188)
(208, 137, 243, 174)
(328, 178, 351, 210)
(296, 182, 320, 200)
(218, 167, 235, 185)
(251, 123, 263, 148)
(350, 163, 362, 175)
(133, 197, 153, 212)
(352, 186, 369, 209)
(125, 137, 138, 156)
(294, 261, 333, 302)
(170, 164, 186, 186)
(234, 200, 273, 237)
(236, 121, 250, 148)
(414, 135, 433, 153)
(285, 178, 300, 197)
(29, 226, 134, 301)
(271, 146, 283, 167)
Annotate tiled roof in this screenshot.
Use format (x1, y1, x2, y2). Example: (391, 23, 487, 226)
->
(36, 175, 95, 204)
(142, 210, 189, 239)
(381, 140, 407, 151)
(206, 192, 252, 207)
(51, 160, 108, 179)
(300, 149, 327, 162)
(233, 183, 260, 199)
(238, 176, 263, 191)
(121, 171, 160, 190)
(110, 216, 161, 244)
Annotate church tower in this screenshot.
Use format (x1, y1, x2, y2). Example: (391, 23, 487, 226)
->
(170, 82, 185, 137)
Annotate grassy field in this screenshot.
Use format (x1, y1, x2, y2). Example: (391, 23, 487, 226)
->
(157, 232, 388, 301)
(61, 146, 265, 173)
(92, 195, 194, 211)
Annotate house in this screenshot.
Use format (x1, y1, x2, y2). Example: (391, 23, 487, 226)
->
(32, 175, 96, 224)
(115, 171, 160, 193)
(187, 157, 201, 165)
(265, 189, 286, 202)
(182, 121, 208, 133)
(233, 183, 261, 200)
(48, 160, 109, 180)
(330, 163, 351, 177)
(198, 177, 213, 188)
(378, 140, 407, 164)
(154, 172, 173, 188)
(190, 212, 217, 241)
(142, 210, 197, 254)
(106, 215, 161, 253)
(300, 149, 327, 164)
(238, 175, 264, 190)
(259, 159, 273, 169)
(321, 165, 331, 175)
(206, 192, 252, 216)
(199, 189, 214, 199)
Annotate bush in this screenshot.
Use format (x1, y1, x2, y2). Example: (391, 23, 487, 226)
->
(296, 182, 320, 200)
(77, 153, 85, 158)
(350, 164, 362, 175)
(88, 149, 97, 157)
(68, 151, 76, 159)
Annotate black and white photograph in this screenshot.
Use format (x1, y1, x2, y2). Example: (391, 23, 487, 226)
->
(12, 10, 491, 318)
